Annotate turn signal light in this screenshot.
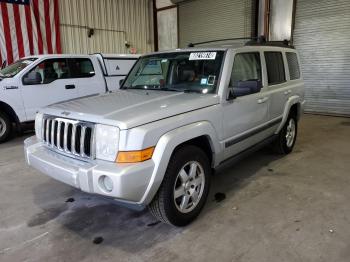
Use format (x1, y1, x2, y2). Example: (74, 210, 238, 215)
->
(116, 147, 155, 163)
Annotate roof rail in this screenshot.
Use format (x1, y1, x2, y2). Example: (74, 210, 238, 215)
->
(187, 36, 260, 47)
(187, 36, 294, 49)
(245, 38, 295, 49)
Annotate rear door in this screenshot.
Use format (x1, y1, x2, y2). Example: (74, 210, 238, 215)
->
(20, 58, 79, 120)
(67, 58, 105, 96)
(263, 51, 290, 121)
(222, 51, 270, 159)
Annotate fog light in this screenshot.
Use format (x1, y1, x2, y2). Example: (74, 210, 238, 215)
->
(99, 175, 113, 192)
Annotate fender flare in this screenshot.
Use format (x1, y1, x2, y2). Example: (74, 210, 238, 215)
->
(139, 121, 222, 205)
(275, 95, 303, 134)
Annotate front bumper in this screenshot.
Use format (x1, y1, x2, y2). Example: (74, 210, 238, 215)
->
(24, 136, 155, 208)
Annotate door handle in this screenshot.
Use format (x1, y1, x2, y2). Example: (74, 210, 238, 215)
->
(257, 97, 269, 104)
(65, 85, 75, 89)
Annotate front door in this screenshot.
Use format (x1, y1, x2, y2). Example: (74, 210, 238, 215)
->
(222, 52, 269, 160)
(20, 58, 79, 120)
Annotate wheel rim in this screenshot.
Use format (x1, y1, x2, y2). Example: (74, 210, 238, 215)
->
(173, 161, 205, 214)
(285, 118, 296, 148)
(0, 117, 6, 137)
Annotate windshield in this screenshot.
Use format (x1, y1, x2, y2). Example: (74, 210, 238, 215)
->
(0, 58, 37, 78)
(122, 51, 224, 94)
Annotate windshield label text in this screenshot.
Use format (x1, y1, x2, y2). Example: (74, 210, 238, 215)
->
(189, 52, 217, 60)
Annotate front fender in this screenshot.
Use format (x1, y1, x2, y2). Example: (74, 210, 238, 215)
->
(275, 95, 305, 134)
(140, 121, 222, 205)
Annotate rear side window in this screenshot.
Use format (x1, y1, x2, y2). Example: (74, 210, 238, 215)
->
(68, 58, 95, 78)
(286, 52, 300, 80)
(264, 52, 285, 85)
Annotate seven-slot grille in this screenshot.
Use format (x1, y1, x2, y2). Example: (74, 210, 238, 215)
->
(42, 116, 94, 159)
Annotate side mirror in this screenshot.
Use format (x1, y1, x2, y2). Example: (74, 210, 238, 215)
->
(228, 80, 262, 99)
(23, 71, 42, 85)
(119, 78, 124, 87)
(1, 60, 6, 69)
(228, 88, 236, 100)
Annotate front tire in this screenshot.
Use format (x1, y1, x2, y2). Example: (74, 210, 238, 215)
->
(149, 145, 211, 226)
(273, 114, 298, 154)
(0, 111, 11, 143)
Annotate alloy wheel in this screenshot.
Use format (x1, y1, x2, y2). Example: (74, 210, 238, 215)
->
(173, 161, 205, 213)
(285, 118, 296, 148)
(0, 117, 6, 137)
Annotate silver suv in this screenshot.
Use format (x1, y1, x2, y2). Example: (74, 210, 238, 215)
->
(25, 44, 305, 226)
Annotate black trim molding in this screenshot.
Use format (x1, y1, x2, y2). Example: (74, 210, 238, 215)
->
(225, 117, 282, 148)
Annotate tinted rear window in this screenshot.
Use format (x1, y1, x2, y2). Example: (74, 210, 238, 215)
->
(264, 52, 286, 85)
(286, 52, 300, 80)
(68, 58, 95, 78)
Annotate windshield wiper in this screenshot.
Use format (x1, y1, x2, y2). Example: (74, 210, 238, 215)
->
(183, 89, 203, 94)
(125, 86, 182, 92)
(160, 87, 182, 92)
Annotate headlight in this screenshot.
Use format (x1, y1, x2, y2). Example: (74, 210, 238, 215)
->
(34, 113, 44, 139)
(95, 124, 119, 161)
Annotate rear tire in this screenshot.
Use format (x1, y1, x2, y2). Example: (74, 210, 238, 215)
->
(0, 111, 11, 143)
(149, 145, 211, 226)
(273, 114, 297, 154)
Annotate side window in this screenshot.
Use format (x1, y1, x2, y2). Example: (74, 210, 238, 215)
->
(229, 52, 262, 96)
(68, 58, 95, 78)
(264, 52, 286, 85)
(286, 52, 300, 80)
(24, 58, 69, 85)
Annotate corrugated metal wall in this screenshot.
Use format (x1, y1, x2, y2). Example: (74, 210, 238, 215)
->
(178, 0, 256, 47)
(156, 0, 174, 9)
(293, 0, 350, 115)
(59, 0, 153, 54)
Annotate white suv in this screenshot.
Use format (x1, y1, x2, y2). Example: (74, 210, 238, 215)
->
(25, 43, 305, 226)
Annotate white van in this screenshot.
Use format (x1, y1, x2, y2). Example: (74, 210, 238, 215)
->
(0, 53, 139, 142)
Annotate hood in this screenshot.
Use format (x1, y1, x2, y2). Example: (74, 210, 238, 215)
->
(45, 89, 220, 129)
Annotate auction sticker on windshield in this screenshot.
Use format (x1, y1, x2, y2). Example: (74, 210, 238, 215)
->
(189, 52, 217, 60)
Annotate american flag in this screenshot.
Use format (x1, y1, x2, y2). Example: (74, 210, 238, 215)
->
(0, 0, 61, 66)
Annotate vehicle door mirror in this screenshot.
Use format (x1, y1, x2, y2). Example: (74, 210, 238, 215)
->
(1, 60, 6, 69)
(119, 78, 124, 87)
(229, 80, 262, 99)
(23, 71, 42, 85)
(228, 88, 236, 100)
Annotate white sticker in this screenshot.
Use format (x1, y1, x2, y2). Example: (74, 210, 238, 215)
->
(189, 52, 217, 60)
(207, 75, 216, 85)
(200, 78, 208, 85)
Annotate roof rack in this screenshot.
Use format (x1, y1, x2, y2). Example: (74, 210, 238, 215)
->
(246, 38, 295, 49)
(187, 36, 294, 49)
(187, 37, 260, 47)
